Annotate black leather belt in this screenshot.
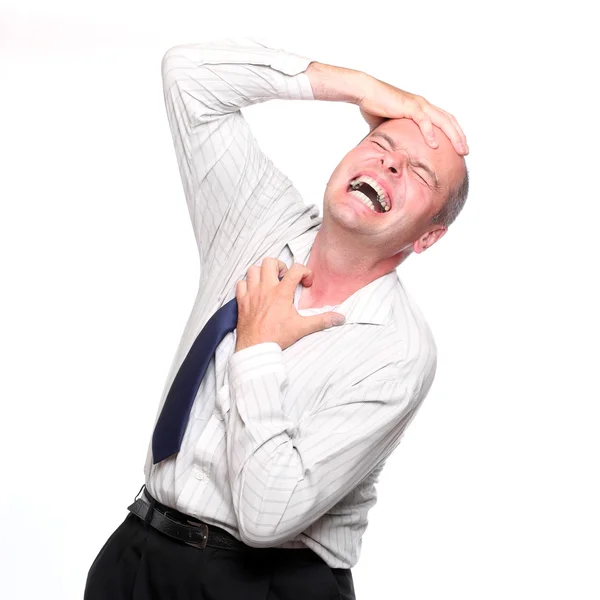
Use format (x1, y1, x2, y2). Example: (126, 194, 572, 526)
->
(127, 487, 250, 551)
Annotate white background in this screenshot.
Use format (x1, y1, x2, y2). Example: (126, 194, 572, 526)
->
(1, 1, 598, 598)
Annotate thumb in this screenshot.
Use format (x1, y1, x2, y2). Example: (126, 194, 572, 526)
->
(328, 312, 346, 327)
(301, 312, 346, 337)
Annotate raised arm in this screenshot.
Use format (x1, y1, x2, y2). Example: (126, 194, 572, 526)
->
(161, 38, 467, 283)
(160, 38, 317, 279)
(306, 61, 469, 154)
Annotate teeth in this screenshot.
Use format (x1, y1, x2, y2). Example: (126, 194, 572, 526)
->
(350, 175, 391, 211)
(349, 189, 377, 212)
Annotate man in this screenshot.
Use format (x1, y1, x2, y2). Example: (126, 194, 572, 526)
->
(84, 38, 469, 600)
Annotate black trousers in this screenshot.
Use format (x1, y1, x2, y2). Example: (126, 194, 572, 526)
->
(84, 511, 355, 600)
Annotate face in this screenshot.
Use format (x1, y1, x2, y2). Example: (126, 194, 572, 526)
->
(323, 118, 466, 255)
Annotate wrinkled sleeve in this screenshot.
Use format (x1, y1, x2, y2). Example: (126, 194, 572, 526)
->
(215, 341, 437, 547)
(161, 38, 314, 279)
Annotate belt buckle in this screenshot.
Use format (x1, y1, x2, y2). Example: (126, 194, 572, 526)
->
(185, 519, 209, 549)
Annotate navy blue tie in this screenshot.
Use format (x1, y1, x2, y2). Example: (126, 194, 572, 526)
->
(151, 276, 284, 464)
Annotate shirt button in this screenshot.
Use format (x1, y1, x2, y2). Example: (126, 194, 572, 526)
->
(196, 471, 205, 481)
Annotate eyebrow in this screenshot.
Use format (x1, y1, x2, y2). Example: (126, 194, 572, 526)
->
(369, 131, 440, 188)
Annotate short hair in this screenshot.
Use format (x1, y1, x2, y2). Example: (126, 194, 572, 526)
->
(357, 124, 469, 228)
(429, 165, 469, 227)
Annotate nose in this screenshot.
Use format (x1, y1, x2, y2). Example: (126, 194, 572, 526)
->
(380, 151, 409, 176)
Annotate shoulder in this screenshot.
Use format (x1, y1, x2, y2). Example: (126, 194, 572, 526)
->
(387, 274, 438, 388)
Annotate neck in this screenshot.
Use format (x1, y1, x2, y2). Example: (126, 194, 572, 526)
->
(302, 223, 411, 307)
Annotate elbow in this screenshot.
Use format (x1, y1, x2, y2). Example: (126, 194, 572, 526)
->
(161, 47, 183, 82)
(237, 521, 295, 548)
(161, 46, 191, 92)
(161, 48, 176, 91)
(233, 454, 308, 547)
(161, 46, 177, 71)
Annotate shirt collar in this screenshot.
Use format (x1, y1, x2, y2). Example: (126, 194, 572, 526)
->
(287, 224, 398, 326)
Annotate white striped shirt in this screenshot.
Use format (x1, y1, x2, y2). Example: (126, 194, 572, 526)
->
(143, 38, 438, 569)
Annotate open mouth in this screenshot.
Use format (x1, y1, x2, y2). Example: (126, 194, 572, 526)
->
(346, 175, 391, 213)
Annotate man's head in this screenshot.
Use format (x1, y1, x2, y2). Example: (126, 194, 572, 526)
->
(322, 118, 468, 261)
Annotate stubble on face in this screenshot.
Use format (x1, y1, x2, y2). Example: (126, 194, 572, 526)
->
(325, 118, 465, 251)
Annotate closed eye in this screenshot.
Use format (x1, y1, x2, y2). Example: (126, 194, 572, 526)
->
(412, 168, 429, 185)
(372, 139, 435, 188)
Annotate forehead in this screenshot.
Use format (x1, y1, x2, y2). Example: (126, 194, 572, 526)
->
(370, 119, 464, 190)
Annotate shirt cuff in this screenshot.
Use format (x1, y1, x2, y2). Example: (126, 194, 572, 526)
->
(237, 36, 314, 76)
(237, 36, 315, 100)
(228, 342, 287, 387)
(269, 49, 313, 77)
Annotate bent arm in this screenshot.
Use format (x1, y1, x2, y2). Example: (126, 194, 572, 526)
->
(160, 38, 315, 277)
(160, 38, 376, 280)
(216, 341, 436, 547)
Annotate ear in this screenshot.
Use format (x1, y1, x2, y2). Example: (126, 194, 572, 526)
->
(413, 226, 448, 254)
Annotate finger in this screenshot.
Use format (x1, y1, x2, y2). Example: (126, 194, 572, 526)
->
(441, 109, 467, 149)
(235, 280, 247, 299)
(428, 110, 466, 155)
(413, 109, 438, 149)
(300, 311, 346, 337)
(428, 106, 468, 155)
(278, 260, 289, 278)
(439, 108, 468, 153)
(429, 103, 467, 143)
(260, 257, 289, 282)
(301, 274, 313, 288)
(279, 263, 313, 296)
(246, 265, 260, 289)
